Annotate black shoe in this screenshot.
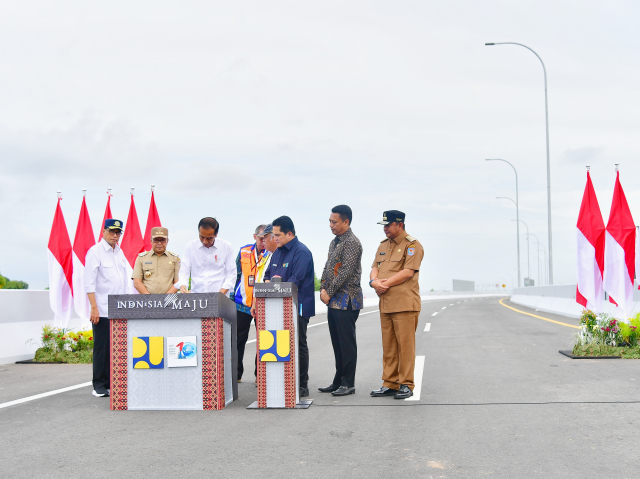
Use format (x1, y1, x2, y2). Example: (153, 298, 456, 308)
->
(318, 384, 340, 393)
(331, 386, 355, 396)
(394, 385, 413, 399)
(370, 386, 398, 397)
(300, 386, 310, 397)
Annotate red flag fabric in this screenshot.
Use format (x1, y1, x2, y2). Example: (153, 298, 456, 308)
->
(603, 171, 636, 318)
(120, 194, 145, 268)
(143, 190, 162, 251)
(97, 193, 113, 242)
(72, 196, 95, 324)
(47, 197, 74, 326)
(575, 171, 605, 311)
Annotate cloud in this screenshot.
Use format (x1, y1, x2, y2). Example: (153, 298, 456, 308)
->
(562, 146, 606, 165)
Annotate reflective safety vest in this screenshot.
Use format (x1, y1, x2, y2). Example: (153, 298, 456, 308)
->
(233, 244, 265, 308)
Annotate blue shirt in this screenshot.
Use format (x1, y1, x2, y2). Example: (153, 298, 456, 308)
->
(264, 236, 315, 317)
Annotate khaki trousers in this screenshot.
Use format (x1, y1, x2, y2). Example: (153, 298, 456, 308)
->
(380, 311, 419, 390)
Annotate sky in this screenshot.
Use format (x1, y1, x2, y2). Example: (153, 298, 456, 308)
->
(1, 1, 639, 293)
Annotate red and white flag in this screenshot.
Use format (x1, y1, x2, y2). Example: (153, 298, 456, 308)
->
(47, 195, 74, 327)
(576, 171, 605, 312)
(143, 188, 162, 251)
(97, 190, 113, 242)
(120, 192, 145, 293)
(72, 194, 95, 326)
(603, 171, 636, 319)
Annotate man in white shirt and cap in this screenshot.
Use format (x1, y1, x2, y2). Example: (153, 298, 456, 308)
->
(84, 218, 129, 398)
(178, 217, 236, 294)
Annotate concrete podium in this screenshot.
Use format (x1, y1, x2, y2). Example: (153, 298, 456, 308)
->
(248, 281, 312, 409)
(108, 292, 238, 410)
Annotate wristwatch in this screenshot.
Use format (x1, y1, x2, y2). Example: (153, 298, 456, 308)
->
(369, 279, 376, 287)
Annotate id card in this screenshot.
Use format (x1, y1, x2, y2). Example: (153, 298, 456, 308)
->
(248, 275, 255, 286)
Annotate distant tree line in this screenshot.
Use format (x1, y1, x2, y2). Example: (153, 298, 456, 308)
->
(0, 273, 28, 290)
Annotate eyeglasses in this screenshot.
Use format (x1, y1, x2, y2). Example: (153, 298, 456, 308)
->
(107, 230, 123, 236)
(152, 238, 167, 243)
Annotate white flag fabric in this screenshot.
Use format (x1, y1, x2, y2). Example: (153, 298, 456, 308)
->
(576, 171, 605, 312)
(72, 196, 95, 327)
(47, 198, 74, 327)
(603, 171, 636, 319)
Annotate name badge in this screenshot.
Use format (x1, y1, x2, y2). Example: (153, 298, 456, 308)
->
(248, 275, 255, 287)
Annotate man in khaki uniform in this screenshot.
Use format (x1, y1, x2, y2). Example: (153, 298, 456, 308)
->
(133, 227, 181, 294)
(369, 210, 424, 399)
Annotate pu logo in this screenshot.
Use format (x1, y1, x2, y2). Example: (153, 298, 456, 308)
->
(133, 336, 164, 369)
(259, 330, 290, 361)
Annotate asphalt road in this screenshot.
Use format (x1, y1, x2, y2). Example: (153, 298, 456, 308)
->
(2, 296, 640, 478)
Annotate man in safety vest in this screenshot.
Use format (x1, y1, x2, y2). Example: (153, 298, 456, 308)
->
(231, 224, 273, 382)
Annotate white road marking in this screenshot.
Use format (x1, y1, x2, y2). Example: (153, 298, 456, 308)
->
(449, 304, 454, 306)
(441, 306, 446, 310)
(0, 382, 93, 410)
(405, 356, 425, 402)
(360, 310, 380, 316)
(431, 312, 438, 317)
(424, 323, 431, 332)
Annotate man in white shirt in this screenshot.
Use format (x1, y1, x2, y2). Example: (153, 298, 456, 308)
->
(84, 219, 129, 398)
(178, 217, 236, 294)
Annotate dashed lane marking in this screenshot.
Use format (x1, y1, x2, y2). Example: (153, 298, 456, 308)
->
(424, 323, 431, 332)
(405, 356, 425, 402)
(441, 306, 446, 310)
(431, 312, 438, 317)
(498, 298, 580, 330)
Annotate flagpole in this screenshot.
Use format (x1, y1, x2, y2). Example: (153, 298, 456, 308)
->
(487, 158, 521, 288)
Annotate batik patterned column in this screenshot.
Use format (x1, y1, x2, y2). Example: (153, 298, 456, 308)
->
(255, 297, 267, 408)
(201, 317, 226, 410)
(283, 297, 297, 408)
(110, 319, 128, 411)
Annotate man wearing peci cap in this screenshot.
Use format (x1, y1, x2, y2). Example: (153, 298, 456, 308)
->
(84, 219, 129, 398)
(369, 210, 424, 400)
(132, 227, 181, 295)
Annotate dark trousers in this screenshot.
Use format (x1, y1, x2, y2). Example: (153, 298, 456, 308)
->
(236, 310, 257, 379)
(92, 317, 110, 393)
(298, 315, 310, 388)
(327, 302, 359, 387)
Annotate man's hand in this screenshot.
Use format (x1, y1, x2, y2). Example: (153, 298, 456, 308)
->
(250, 305, 256, 317)
(180, 285, 190, 294)
(371, 279, 389, 296)
(90, 306, 100, 324)
(320, 289, 330, 305)
(219, 288, 229, 295)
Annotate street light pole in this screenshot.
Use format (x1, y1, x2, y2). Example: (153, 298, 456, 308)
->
(486, 158, 520, 288)
(512, 219, 530, 284)
(496, 196, 520, 288)
(485, 42, 553, 284)
(527, 232, 542, 286)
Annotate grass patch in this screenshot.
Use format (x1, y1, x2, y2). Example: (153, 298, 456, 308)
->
(572, 344, 640, 359)
(34, 348, 93, 364)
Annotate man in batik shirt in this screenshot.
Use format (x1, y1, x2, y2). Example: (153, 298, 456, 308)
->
(319, 204, 363, 397)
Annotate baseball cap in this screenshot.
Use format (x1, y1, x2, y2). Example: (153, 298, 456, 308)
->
(104, 219, 124, 230)
(258, 224, 273, 236)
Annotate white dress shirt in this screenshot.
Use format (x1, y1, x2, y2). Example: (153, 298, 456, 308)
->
(84, 239, 129, 317)
(178, 237, 237, 293)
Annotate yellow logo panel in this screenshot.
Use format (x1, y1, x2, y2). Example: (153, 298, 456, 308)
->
(259, 330, 290, 361)
(133, 336, 164, 369)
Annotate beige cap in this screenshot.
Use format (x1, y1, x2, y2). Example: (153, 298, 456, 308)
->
(151, 227, 168, 239)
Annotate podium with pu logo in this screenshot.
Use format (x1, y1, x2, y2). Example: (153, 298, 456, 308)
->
(108, 292, 238, 410)
(248, 281, 312, 409)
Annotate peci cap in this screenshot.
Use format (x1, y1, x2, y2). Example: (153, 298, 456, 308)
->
(151, 227, 168, 239)
(258, 224, 273, 236)
(377, 210, 405, 225)
(104, 218, 124, 231)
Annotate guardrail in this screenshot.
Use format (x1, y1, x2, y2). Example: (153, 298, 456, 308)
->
(510, 284, 640, 319)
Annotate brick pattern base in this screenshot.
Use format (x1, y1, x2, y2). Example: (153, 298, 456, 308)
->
(110, 319, 128, 411)
(202, 317, 226, 410)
